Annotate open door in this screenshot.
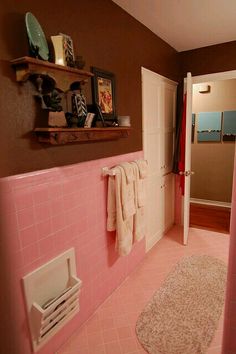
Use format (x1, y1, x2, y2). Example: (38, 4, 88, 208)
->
(183, 72, 193, 245)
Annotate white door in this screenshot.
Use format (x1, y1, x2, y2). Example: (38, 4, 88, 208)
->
(163, 173, 175, 231)
(183, 72, 193, 245)
(142, 68, 163, 250)
(142, 67, 177, 251)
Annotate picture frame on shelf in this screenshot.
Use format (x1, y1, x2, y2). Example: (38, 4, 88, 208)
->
(84, 113, 95, 128)
(91, 67, 116, 121)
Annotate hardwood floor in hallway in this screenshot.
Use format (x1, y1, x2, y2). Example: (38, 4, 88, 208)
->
(57, 226, 229, 354)
(190, 202, 231, 234)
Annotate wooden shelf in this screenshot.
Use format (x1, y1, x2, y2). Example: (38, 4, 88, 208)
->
(11, 58, 131, 146)
(34, 127, 131, 145)
(11, 56, 93, 92)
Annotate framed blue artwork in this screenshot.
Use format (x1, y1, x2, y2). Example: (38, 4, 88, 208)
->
(223, 111, 236, 141)
(197, 112, 222, 142)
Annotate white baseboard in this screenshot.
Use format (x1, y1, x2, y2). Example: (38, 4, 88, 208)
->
(190, 198, 231, 208)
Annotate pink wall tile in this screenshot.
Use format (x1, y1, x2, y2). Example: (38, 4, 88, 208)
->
(19, 225, 38, 248)
(17, 207, 35, 230)
(36, 219, 52, 240)
(21, 242, 40, 266)
(0, 152, 145, 354)
(34, 202, 51, 223)
(14, 189, 33, 210)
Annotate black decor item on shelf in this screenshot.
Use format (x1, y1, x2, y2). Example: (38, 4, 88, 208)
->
(70, 92, 87, 127)
(95, 103, 106, 127)
(43, 89, 63, 112)
(66, 81, 88, 127)
(74, 55, 86, 70)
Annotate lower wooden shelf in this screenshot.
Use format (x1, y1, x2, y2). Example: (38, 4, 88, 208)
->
(34, 127, 131, 145)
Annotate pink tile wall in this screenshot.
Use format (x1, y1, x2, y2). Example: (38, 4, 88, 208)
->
(223, 148, 236, 354)
(0, 152, 145, 354)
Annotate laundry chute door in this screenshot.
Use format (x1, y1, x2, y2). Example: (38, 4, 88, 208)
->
(183, 72, 193, 245)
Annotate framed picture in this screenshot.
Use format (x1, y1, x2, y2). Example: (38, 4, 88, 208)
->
(222, 111, 236, 141)
(197, 112, 222, 142)
(91, 67, 116, 120)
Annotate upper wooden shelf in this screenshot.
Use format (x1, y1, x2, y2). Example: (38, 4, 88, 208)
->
(34, 127, 132, 145)
(11, 56, 94, 92)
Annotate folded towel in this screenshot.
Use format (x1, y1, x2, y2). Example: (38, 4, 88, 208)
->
(114, 166, 134, 256)
(131, 162, 146, 241)
(107, 173, 116, 231)
(133, 160, 147, 207)
(119, 163, 136, 220)
(135, 159, 148, 179)
(120, 162, 135, 183)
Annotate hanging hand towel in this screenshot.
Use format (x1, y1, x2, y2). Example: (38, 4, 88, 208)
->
(114, 166, 134, 256)
(134, 159, 148, 207)
(119, 162, 136, 220)
(135, 159, 148, 179)
(132, 162, 146, 241)
(107, 170, 117, 231)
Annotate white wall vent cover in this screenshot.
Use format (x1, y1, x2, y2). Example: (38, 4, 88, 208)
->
(22, 248, 82, 352)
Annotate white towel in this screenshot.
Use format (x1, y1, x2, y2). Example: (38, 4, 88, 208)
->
(131, 162, 146, 242)
(115, 166, 134, 255)
(119, 162, 136, 220)
(107, 166, 134, 256)
(120, 162, 135, 183)
(107, 173, 116, 231)
(135, 159, 148, 179)
(134, 160, 148, 207)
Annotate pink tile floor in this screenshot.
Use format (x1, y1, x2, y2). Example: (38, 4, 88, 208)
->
(57, 226, 229, 354)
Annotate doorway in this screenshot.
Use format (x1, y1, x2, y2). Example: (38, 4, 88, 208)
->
(189, 79, 236, 233)
(183, 70, 236, 244)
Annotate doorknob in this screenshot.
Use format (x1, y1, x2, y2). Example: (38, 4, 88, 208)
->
(179, 170, 194, 176)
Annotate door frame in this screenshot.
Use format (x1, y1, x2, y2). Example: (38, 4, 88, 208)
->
(185, 69, 236, 85)
(183, 69, 236, 233)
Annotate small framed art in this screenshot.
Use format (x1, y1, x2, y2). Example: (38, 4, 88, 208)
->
(91, 67, 116, 120)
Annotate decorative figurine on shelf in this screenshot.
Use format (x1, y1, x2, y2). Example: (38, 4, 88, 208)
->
(67, 82, 87, 127)
(74, 55, 86, 70)
(43, 89, 62, 111)
(42, 89, 67, 127)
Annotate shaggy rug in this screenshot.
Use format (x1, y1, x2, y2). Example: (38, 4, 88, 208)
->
(136, 255, 227, 354)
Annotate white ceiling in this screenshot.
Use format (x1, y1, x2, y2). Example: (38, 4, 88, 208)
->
(112, 0, 236, 52)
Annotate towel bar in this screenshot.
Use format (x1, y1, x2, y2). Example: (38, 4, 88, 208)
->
(102, 160, 148, 177)
(102, 167, 117, 176)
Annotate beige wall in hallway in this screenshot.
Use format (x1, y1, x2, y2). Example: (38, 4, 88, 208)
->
(191, 79, 236, 203)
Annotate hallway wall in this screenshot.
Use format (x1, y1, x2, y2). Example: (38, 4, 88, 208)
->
(191, 80, 236, 203)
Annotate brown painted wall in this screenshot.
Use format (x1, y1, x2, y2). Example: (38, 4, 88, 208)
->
(0, 0, 179, 177)
(180, 40, 236, 77)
